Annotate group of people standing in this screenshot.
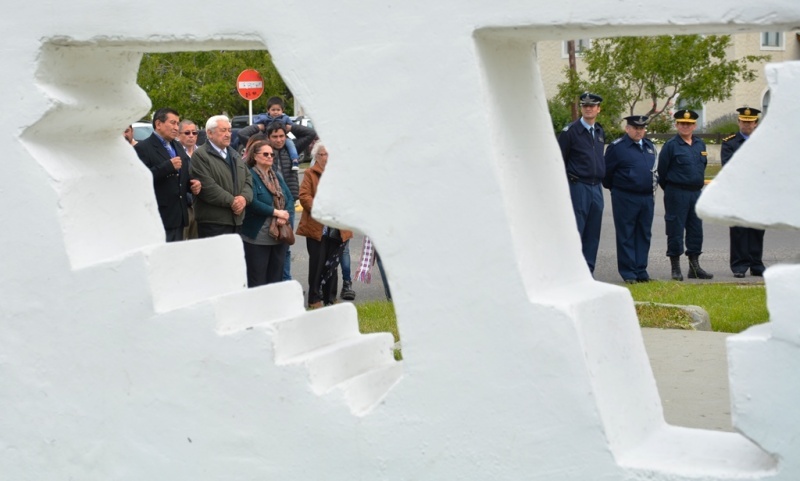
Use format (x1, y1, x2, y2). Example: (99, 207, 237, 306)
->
(560, 92, 765, 283)
(131, 100, 376, 307)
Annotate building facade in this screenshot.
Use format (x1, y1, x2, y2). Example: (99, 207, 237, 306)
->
(538, 32, 800, 128)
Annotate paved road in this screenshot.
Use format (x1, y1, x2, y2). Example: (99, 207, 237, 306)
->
(287, 183, 800, 304)
(594, 188, 800, 285)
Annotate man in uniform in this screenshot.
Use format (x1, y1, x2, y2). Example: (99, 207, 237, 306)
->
(657, 109, 712, 281)
(603, 115, 657, 283)
(721, 107, 765, 278)
(558, 92, 606, 273)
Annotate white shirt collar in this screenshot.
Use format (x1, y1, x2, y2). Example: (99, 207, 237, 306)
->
(208, 141, 227, 158)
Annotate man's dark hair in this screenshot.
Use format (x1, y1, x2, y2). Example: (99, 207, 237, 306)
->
(152, 108, 180, 128)
(265, 120, 287, 137)
(266, 96, 285, 111)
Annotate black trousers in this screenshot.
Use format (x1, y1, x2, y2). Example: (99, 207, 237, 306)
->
(730, 226, 765, 274)
(197, 222, 239, 238)
(243, 241, 287, 287)
(165, 227, 184, 242)
(306, 236, 342, 305)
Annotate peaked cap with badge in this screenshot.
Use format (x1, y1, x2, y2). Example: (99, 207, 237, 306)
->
(579, 92, 603, 106)
(736, 106, 761, 122)
(673, 109, 699, 123)
(624, 115, 649, 127)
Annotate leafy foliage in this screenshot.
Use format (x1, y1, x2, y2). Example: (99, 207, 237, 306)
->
(548, 99, 573, 134)
(137, 51, 291, 123)
(556, 35, 769, 129)
(704, 113, 739, 135)
(644, 112, 675, 134)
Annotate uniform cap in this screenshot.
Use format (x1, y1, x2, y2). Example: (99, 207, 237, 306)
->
(736, 106, 760, 122)
(673, 109, 699, 123)
(579, 92, 603, 105)
(624, 115, 649, 127)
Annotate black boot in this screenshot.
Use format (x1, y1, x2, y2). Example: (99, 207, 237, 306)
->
(688, 255, 713, 279)
(670, 256, 683, 281)
(340, 281, 356, 301)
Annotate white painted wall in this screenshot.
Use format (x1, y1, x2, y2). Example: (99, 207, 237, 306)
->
(2, 1, 800, 479)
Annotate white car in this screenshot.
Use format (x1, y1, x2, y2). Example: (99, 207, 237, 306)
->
(132, 122, 153, 142)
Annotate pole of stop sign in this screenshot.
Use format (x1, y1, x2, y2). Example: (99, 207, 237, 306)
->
(236, 69, 265, 125)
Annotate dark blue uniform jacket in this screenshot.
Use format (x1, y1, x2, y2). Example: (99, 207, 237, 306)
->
(558, 120, 606, 183)
(603, 135, 656, 194)
(657, 135, 707, 189)
(720, 132, 746, 167)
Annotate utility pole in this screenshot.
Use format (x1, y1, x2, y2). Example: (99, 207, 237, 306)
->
(567, 40, 579, 121)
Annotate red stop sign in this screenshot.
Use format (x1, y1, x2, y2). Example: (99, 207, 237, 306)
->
(237, 69, 264, 101)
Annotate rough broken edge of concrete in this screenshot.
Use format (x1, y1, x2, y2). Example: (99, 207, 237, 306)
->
(634, 302, 712, 331)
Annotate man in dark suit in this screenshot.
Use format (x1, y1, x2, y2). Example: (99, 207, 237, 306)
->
(721, 107, 765, 278)
(190, 115, 253, 238)
(135, 108, 201, 242)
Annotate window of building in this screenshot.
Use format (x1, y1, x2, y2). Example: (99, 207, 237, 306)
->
(562, 39, 591, 58)
(761, 32, 784, 50)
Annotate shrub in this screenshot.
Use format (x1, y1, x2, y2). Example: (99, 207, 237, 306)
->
(646, 112, 675, 134)
(548, 99, 574, 134)
(703, 113, 739, 135)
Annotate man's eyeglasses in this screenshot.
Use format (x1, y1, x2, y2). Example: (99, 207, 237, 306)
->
(259, 151, 274, 157)
(182, 131, 198, 136)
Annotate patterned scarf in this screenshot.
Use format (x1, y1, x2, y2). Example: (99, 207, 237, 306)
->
(354, 236, 375, 283)
(254, 166, 286, 240)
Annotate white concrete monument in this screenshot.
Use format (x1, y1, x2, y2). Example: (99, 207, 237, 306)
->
(1, 1, 799, 479)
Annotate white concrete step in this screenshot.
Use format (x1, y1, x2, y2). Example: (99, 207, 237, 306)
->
(300, 332, 397, 395)
(335, 361, 404, 416)
(212, 280, 306, 334)
(143, 235, 248, 313)
(273, 303, 361, 364)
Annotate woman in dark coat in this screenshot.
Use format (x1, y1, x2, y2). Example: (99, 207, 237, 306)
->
(240, 140, 294, 287)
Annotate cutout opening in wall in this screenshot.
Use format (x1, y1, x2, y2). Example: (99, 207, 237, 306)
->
(473, 26, 779, 478)
(20, 38, 402, 416)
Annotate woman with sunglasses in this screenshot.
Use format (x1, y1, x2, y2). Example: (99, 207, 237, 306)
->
(241, 140, 294, 286)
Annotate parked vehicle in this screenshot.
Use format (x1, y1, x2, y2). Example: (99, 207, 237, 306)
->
(132, 122, 153, 142)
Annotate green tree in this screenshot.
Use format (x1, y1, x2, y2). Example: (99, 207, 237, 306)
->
(137, 51, 291, 123)
(555, 35, 768, 127)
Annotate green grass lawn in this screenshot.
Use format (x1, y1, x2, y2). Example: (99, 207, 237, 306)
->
(356, 301, 400, 342)
(355, 282, 768, 340)
(626, 281, 767, 333)
(356, 301, 402, 360)
(635, 302, 695, 330)
(706, 164, 722, 179)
